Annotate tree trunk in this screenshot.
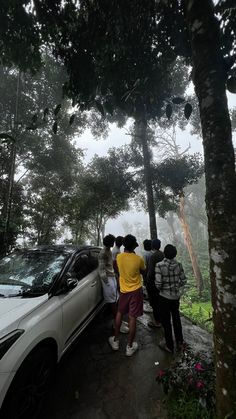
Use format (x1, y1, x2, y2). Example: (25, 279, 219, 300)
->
(185, 1, 236, 417)
(96, 213, 102, 246)
(166, 212, 178, 245)
(4, 143, 17, 253)
(101, 221, 106, 242)
(179, 194, 204, 294)
(136, 117, 158, 239)
(3, 71, 21, 254)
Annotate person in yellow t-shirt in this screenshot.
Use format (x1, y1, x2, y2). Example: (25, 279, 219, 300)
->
(108, 234, 146, 357)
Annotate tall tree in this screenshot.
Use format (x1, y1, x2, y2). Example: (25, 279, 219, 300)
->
(23, 133, 82, 245)
(153, 153, 204, 293)
(184, 1, 236, 416)
(154, 127, 205, 294)
(76, 151, 136, 245)
(0, 55, 85, 253)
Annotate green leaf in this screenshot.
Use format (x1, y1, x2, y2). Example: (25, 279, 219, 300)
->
(172, 97, 185, 104)
(95, 100, 105, 116)
(54, 104, 61, 116)
(184, 103, 193, 120)
(69, 114, 76, 125)
(227, 76, 236, 94)
(52, 121, 58, 134)
(166, 104, 172, 119)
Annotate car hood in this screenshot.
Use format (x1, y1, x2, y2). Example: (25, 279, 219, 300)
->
(0, 296, 48, 338)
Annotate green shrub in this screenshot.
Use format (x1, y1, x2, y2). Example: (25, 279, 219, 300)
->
(167, 391, 213, 419)
(183, 278, 211, 303)
(156, 348, 215, 419)
(180, 301, 213, 332)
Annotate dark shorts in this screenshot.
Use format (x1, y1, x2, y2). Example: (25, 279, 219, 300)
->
(118, 287, 143, 318)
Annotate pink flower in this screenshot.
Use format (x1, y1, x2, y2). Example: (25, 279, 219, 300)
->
(196, 380, 204, 389)
(158, 369, 166, 378)
(195, 362, 204, 371)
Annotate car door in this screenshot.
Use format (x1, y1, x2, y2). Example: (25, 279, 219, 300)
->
(59, 250, 92, 350)
(88, 250, 103, 309)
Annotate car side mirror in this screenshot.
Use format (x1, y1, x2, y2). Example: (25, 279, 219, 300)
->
(63, 272, 78, 290)
(66, 276, 78, 291)
(54, 273, 78, 296)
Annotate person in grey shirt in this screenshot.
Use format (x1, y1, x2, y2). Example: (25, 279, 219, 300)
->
(142, 239, 152, 286)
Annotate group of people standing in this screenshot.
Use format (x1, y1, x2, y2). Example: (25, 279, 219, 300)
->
(98, 233, 186, 357)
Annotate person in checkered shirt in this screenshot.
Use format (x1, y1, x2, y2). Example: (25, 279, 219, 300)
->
(155, 244, 186, 353)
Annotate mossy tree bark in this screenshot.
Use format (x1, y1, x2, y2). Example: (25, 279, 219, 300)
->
(185, 1, 236, 417)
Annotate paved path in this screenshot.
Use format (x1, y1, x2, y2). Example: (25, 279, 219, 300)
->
(41, 309, 171, 419)
(41, 307, 212, 419)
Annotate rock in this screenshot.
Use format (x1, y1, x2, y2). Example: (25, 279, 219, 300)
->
(181, 315, 213, 358)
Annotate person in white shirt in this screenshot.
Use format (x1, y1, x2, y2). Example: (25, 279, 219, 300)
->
(112, 236, 123, 281)
(98, 234, 128, 334)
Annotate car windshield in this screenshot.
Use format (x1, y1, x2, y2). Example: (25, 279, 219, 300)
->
(0, 250, 69, 298)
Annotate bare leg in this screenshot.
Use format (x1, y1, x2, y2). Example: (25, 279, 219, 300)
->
(114, 311, 123, 340)
(127, 316, 136, 346)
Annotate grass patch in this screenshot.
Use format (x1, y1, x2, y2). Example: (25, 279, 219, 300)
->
(180, 301, 213, 332)
(167, 392, 214, 419)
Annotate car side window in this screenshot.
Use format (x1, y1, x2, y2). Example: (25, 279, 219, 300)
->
(70, 253, 92, 281)
(89, 251, 99, 270)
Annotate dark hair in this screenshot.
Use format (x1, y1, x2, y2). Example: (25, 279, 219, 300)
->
(115, 236, 123, 247)
(103, 234, 115, 247)
(123, 234, 138, 251)
(143, 239, 152, 251)
(164, 244, 177, 259)
(152, 239, 161, 250)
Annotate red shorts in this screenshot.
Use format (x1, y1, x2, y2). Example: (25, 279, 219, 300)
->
(118, 287, 143, 318)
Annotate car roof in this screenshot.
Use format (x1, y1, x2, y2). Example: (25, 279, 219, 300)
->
(12, 244, 101, 255)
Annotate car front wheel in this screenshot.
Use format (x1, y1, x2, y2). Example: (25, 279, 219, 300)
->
(1, 345, 56, 419)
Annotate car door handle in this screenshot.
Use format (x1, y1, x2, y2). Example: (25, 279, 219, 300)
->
(91, 281, 97, 287)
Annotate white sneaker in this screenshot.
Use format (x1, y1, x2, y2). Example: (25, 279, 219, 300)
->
(108, 336, 119, 351)
(120, 321, 129, 334)
(126, 342, 139, 357)
(143, 302, 153, 313)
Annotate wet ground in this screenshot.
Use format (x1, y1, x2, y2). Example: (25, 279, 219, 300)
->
(41, 306, 212, 419)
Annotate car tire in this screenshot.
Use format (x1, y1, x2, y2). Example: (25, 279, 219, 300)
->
(1, 345, 56, 419)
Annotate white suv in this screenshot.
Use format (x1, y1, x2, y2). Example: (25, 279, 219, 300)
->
(0, 245, 103, 419)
